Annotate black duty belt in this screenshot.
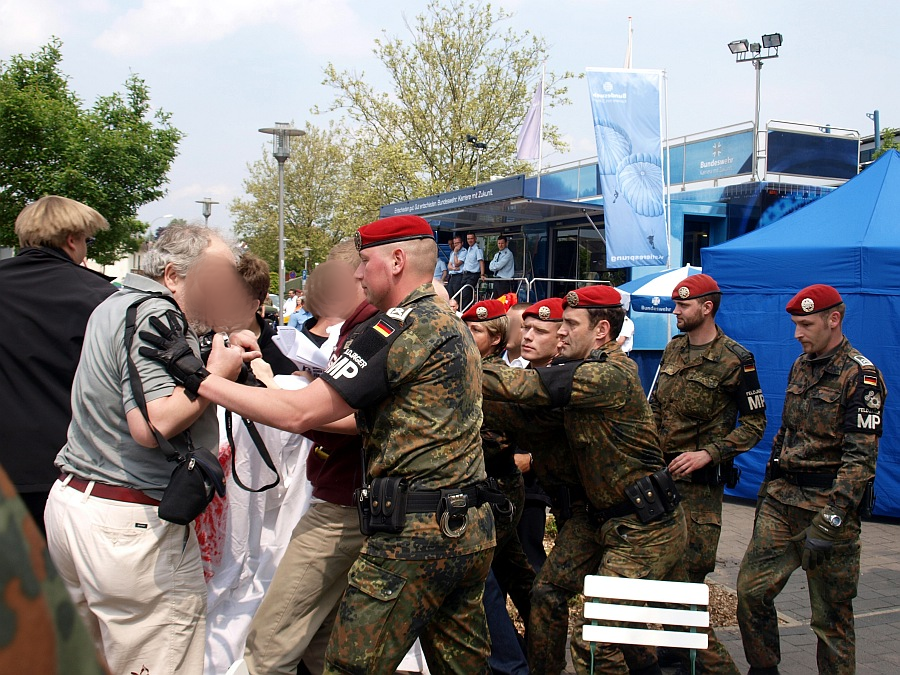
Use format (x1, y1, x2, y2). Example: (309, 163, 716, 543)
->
(781, 471, 837, 489)
(586, 499, 636, 525)
(405, 485, 482, 513)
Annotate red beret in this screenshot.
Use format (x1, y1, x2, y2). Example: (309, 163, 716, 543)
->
(523, 297, 565, 322)
(786, 284, 843, 315)
(564, 285, 622, 310)
(672, 274, 720, 301)
(355, 215, 434, 251)
(462, 299, 510, 322)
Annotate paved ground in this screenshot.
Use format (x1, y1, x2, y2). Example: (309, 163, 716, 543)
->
(706, 498, 900, 674)
(565, 498, 900, 673)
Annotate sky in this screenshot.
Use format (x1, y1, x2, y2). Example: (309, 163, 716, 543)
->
(2, 0, 897, 235)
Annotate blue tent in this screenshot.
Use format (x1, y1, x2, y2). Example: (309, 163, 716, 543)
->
(702, 150, 900, 517)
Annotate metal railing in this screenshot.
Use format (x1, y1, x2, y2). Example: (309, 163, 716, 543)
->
(449, 276, 611, 310)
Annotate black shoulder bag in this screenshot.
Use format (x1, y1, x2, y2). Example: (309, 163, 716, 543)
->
(124, 293, 226, 525)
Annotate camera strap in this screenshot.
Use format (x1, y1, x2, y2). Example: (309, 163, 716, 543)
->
(224, 411, 280, 492)
(124, 292, 187, 464)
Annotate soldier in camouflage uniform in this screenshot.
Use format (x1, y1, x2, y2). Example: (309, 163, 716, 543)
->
(482, 297, 597, 673)
(650, 274, 767, 674)
(463, 299, 534, 623)
(0, 464, 109, 674)
(737, 284, 886, 675)
(145, 215, 496, 675)
(483, 286, 687, 675)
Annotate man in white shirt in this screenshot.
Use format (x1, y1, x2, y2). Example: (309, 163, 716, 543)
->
(617, 314, 635, 356)
(489, 236, 516, 296)
(282, 289, 298, 322)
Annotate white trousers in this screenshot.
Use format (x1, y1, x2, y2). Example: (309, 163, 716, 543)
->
(45, 479, 206, 675)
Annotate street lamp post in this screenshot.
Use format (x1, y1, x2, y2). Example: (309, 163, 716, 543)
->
(259, 123, 306, 315)
(466, 134, 488, 184)
(302, 246, 311, 288)
(728, 33, 783, 181)
(150, 214, 174, 234)
(196, 198, 219, 225)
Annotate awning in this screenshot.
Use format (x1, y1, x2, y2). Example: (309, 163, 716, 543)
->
(424, 197, 604, 232)
(379, 174, 603, 233)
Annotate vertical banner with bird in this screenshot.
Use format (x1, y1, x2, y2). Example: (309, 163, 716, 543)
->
(586, 68, 668, 268)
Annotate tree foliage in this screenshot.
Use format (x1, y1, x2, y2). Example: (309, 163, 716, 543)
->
(0, 39, 183, 263)
(872, 128, 900, 161)
(230, 121, 364, 274)
(317, 0, 574, 204)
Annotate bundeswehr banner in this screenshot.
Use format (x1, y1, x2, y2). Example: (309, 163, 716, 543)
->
(586, 68, 668, 268)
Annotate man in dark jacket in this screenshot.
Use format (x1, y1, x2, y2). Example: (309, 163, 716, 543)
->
(0, 196, 115, 530)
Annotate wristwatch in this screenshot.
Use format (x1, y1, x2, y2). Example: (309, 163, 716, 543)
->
(823, 511, 843, 528)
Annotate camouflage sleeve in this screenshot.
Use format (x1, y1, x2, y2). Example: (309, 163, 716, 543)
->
(648, 375, 662, 431)
(830, 369, 885, 515)
(709, 361, 767, 464)
(482, 362, 555, 405)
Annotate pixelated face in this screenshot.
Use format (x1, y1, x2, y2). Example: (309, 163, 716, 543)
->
(673, 298, 706, 333)
(505, 308, 524, 351)
(791, 312, 836, 355)
(452, 237, 463, 250)
(497, 238, 507, 250)
(202, 265, 259, 332)
(467, 233, 476, 247)
(521, 316, 560, 365)
(467, 321, 501, 358)
(178, 240, 243, 334)
(558, 307, 599, 360)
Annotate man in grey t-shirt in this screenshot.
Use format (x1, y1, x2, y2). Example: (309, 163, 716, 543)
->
(45, 224, 254, 675)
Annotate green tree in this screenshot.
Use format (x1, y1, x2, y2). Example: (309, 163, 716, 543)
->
(318, 0, 574, 207)
(0, 39, 183, 264)
(872, 128, 900, 161)
(230, 121, 362, 275)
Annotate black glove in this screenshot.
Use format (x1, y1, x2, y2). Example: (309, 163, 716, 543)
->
(789, 511, 841, 571)
(139, 310, 209, 398)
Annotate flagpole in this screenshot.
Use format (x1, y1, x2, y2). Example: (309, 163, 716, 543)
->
(536, 63, 545, 197)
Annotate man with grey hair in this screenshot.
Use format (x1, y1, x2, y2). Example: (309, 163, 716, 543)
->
(0, 196, 115, 531)
(44, 223, 256, 675)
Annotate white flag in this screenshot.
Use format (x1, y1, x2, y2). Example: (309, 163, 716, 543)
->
(516, 83, 543, 160)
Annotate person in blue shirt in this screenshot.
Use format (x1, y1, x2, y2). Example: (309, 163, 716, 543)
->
(434, 257, 448, 285)
(446, 235, 467, 304)
(489, 235, 516, 296)
(288, 294, 313, 329)
(460, 232, 484, 309)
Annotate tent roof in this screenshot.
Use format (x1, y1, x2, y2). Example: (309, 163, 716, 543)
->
(703, 150, 900, 294)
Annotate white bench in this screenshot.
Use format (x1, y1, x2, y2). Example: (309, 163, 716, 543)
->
(582, 575, 709, 674)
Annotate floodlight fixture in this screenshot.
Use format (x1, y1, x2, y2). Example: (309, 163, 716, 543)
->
(728, 39, 749, 54)
(749, 42, 761, 53)
(761, 33, 783, 48)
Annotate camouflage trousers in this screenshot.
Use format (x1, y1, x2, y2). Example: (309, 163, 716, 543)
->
(737, 496, 861, 674)
(493, 472, 535, 625)
(677, 480, 725, 583)
(324, 549, 494, 675)
(528, 508, 687, 675)
(665, 481, 738, 675)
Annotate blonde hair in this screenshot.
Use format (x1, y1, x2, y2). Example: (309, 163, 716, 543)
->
(15, 196, 109, 248)
(327, 239, 361, 268)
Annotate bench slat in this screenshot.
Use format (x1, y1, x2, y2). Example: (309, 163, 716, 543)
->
(582, 625, 709, 650)
(583, 575, 709, 605)
(583, 602, 710, 628)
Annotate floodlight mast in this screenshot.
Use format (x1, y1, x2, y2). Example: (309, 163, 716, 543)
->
(728, 33, 783, 180)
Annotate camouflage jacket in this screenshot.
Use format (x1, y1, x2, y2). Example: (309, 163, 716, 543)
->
(480, 355, 519, 478)
(482, 398, 578, 491)
(766, 337, 886, 514)
(322, 284, 494, 560)
(650, 327, 767, 465)
(483, 341, 664, 510)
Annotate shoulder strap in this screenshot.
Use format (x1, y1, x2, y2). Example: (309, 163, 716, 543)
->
(726, 340, 754, 364)
(224, 412, 280, 492)
(124, 292, 186, 463)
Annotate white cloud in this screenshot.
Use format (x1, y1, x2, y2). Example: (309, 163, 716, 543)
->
(93, 0, 369, 57)
(0, 0, 69, 53)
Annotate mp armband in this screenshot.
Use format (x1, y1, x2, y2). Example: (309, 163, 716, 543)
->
(535, 360, 581, 407)
(320, 313, 408, 409)
(728, 343, 766, 415)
